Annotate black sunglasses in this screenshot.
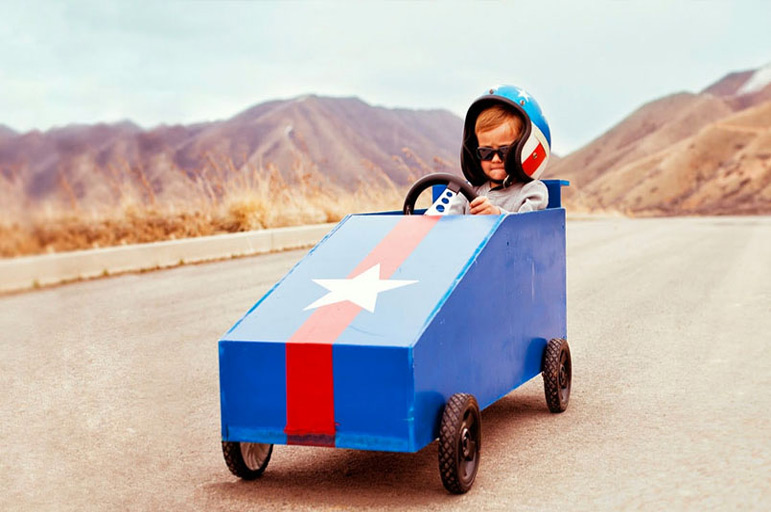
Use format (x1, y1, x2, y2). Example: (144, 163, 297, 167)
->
(476, 144, 514, 161)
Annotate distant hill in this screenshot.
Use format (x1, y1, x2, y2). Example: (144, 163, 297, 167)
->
(0, 124, 17, 139)
(0, 96, 463, 211)
(546, 63, 771, 215)
(4, 65, 770, 220)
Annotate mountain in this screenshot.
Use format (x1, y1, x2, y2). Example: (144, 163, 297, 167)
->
(182, 95, 462, 187)
(0, 124, 17, 140)
(702, 70, 756, 96)
(0, 96, 463, 211)
(546, 63, 771, 215)
(4, 65, 769, 219)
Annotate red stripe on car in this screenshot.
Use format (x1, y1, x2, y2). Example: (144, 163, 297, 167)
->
(284, 216, 440, 445)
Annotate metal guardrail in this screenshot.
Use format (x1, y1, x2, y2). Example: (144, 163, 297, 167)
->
(0, 223, 336, 293)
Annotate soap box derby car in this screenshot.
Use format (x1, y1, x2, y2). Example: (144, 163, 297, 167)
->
(218, 174, 572, 493)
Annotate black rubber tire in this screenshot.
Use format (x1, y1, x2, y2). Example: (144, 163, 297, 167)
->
(543, 338, 572, 413)
(222, 441, 273, 480)
(438, 393, 481, 494)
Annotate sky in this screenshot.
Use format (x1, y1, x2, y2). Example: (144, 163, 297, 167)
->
(1, 0, 769, 154)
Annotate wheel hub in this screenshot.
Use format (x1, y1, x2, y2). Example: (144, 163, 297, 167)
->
(241, 442, 271, 471)
(461, 427, 472, 459)
(558, 349, 571, 401)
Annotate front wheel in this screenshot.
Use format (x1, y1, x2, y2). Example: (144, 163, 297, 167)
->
(438, 393, 481, 494)
(222, 441, 273, 480)
(543, 338, 572, 413)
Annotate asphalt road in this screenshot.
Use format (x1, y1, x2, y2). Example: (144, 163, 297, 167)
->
(1, 216, 769, 511)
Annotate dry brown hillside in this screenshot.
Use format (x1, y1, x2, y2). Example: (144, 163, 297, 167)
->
(0, 96, 462, 215)
(0, 97, 464, 257)
(547, 65, 771, 216)
(585, 101, 770, 215)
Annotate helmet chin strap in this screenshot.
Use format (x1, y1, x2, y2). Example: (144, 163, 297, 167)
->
(499, 158, 514, 188)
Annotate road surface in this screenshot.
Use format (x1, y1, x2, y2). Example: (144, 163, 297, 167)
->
(1, 216, 769, 511)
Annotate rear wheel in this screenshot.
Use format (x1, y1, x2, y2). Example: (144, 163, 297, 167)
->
(438, 393, 481, 494)
(543, 338, 572, 413)
(222, 441, 273, 480)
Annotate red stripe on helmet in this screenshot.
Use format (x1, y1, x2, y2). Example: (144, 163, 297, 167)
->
(522, 142, 546, 177)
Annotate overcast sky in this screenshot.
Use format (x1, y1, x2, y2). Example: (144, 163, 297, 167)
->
(1, 0, 768, 154)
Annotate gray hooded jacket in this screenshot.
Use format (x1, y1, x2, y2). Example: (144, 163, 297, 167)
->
(446, 179, 549, 215)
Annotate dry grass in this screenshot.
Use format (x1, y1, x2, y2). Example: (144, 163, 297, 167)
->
(0, 157, 409, 258)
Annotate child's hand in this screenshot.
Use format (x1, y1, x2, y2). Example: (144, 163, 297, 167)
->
(469, 196, 502, 215)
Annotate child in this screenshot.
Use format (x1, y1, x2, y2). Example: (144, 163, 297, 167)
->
(448, 85, 551, 214)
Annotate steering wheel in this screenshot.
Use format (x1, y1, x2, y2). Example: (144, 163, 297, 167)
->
(402, 173, 478, 215)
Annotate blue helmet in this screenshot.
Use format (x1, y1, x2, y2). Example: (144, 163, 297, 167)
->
(460, 85, 552, 185)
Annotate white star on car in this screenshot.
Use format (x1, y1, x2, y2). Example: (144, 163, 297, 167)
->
(304, 264, 418, 313)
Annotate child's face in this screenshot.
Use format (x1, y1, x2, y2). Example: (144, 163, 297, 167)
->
(476, 121, 519, 183)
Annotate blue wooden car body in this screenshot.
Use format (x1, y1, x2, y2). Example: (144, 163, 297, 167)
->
(219, 180, 568, 453)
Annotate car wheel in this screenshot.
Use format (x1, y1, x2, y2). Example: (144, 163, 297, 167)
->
(222, 441, 273, 480)
(543, 337, 572, 413)
(438, 393, 481, 494)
